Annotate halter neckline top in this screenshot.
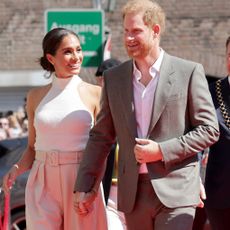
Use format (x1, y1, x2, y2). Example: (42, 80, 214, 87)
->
(34, 74, 94, 152)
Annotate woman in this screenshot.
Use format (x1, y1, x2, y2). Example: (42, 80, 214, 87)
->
(2, 28, 107, 230)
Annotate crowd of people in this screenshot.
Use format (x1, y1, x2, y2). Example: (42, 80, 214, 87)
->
(1, 0, 229, 229)
(0, 107, 28, 140)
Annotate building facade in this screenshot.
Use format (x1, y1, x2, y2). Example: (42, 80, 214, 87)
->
(0, 0, 230, 111)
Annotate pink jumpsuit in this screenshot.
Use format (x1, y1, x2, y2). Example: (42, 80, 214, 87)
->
(25, 75, 107, 230)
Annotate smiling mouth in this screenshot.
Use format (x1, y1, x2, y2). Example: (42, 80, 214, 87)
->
(69, 64, 81, 68)
(127, 42, 139, 49)
(127, 45, 139, 52)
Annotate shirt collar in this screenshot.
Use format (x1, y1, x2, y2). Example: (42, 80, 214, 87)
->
(133, 48, 165, 81)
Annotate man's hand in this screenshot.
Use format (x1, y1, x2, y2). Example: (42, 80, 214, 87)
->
(134, 138, 163, 163)
(73, 191, 97, 216)
(197, 177, 206, 208)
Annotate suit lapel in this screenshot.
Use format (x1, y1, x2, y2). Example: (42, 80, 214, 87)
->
(118, 55, 175, 138)
(119, 61, 138, 138)
(148, 53, 175, 136)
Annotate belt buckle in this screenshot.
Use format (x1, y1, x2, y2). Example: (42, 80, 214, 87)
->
(48, 152, 59, 166)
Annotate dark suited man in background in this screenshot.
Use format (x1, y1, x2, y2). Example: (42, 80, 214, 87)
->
(204, 36, 230, 230)
(74, 1, 219, 229)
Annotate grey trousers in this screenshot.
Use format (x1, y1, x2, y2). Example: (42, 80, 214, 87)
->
(124, 174, 195, 230)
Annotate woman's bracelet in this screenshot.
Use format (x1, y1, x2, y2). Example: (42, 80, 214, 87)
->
(13, 164, 19, 169)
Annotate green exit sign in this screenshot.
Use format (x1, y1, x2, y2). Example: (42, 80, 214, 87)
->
(45, 9, 104, 67)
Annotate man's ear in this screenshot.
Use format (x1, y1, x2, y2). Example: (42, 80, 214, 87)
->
(153, 24, 160, 36)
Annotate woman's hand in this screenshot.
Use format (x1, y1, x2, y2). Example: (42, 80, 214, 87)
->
(2, 164, 19, 194)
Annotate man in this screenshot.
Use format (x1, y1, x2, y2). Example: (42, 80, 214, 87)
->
(204, 36, 230, 230)
(74, 1, 219, 229)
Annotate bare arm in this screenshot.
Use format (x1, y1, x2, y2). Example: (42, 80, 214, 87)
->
(2, 85, 50, 193)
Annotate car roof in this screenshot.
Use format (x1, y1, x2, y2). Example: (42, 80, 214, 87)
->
(0, 137, 27, 154)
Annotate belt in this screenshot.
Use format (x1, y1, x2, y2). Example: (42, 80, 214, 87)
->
(35, 150, 83, 166)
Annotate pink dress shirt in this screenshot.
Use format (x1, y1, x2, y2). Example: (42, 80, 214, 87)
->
(133, 49, 164, 173)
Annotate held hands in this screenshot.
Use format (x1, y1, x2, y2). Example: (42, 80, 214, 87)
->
(2, 164, 19, 194)
(73, 190, 97, 216)
(134, 138, 163, 163)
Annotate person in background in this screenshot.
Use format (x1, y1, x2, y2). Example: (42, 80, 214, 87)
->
(19, 98, 29, 136)
(0, 117, 9, 140)
(2, 27, 107, 230)
(95, 58, 122, 87)
(73, 0, 219, 229)
(95, 58, 121, 204)
(204, 36, 230, 230)
(7, 112, 23, 138)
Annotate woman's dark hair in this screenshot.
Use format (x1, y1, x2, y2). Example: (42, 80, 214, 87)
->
(39, 28, 79, 73)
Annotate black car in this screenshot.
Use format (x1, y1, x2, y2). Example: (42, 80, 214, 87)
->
(0, 137, 28, 230)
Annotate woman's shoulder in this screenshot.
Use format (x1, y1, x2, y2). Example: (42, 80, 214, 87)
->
(27, 84, 52, 109)
(28, 84, 51, 96)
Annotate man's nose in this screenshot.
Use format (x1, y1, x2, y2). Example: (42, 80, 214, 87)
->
(125, 32, 135, 41)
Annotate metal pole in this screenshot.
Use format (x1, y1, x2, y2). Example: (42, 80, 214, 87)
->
(92, 0, 101, 9)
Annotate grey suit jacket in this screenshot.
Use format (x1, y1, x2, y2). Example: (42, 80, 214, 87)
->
(75, 53, 219, 213)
